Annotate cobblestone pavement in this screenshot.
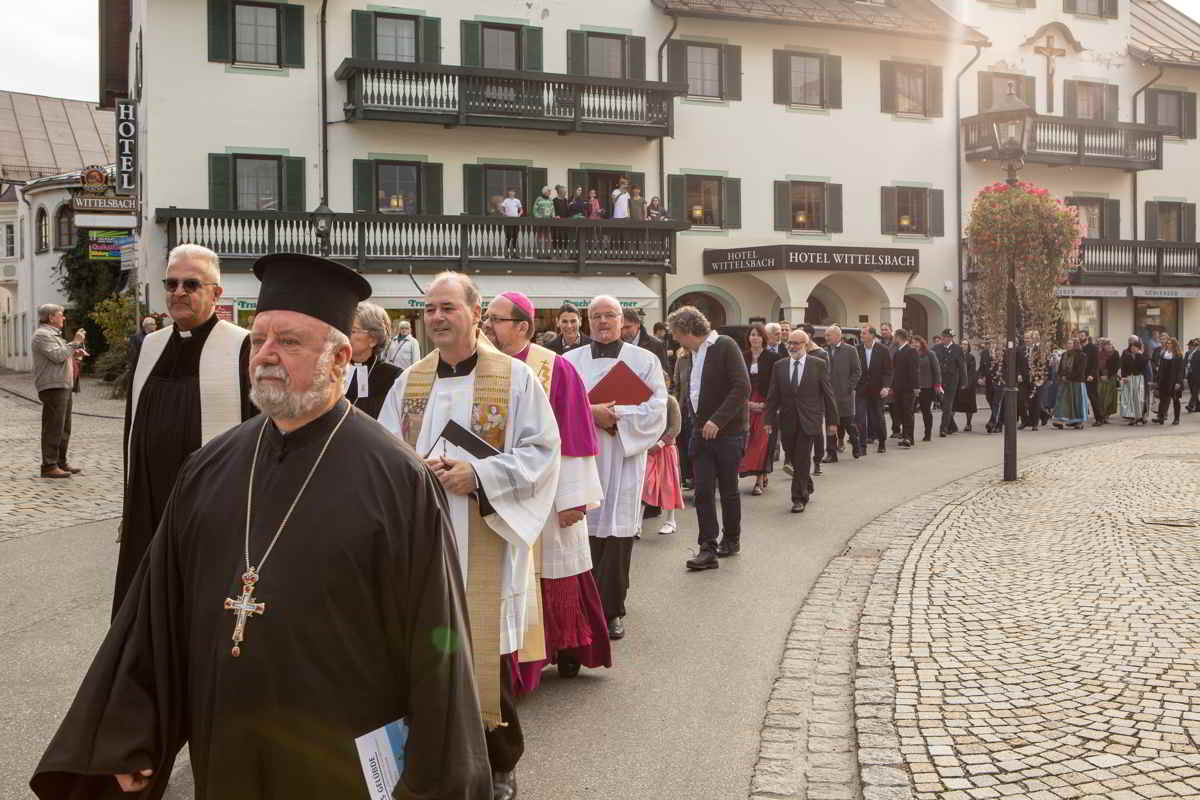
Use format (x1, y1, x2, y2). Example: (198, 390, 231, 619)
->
(752, 431, 1200, 800)
(0, 385, 124, 542)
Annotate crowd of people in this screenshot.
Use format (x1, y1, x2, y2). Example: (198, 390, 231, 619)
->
(490, 176, 670, 223)
(25, 243, 1199, 800)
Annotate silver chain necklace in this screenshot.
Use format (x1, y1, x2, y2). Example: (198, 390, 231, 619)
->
(222, 402, 352, 656)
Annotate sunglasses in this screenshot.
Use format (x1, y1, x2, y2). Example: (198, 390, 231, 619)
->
(163, 278, 218, 293)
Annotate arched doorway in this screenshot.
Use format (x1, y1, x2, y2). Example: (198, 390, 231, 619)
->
(670, 291, 727, 329)
(804, 296, 831, 326)
(902, 295, 929, 339)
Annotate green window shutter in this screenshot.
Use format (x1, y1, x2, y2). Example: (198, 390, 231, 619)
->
(1102, 0, 1118, 18)
(824, 54, 842, 109)
(1183, 203, 1197, 243)
(721, 177, 741, 230)
(463, 164, 484, 215)
(630, 172, 646, 195)
(928, 189, 945, 237)
(978, 73, 994, 115)
(773, 181, 791, 231)
(667, 40, 687, 85)
(208, 154, 234, 210)
(1104, 84, 1119, 122)
(1102, 199, 1120, 241)
(628, 36, 646, 81)
(522, 27, 543, 72)
(282, 157, 306, 212)
(420, 17, 441, 64)
(353, 159, 376, 213)
(1022, 76, 1037, 108)
(207, 0, 232, 63)
(1144, 201, 1159, 241)
(668, 175, 686, 222)
(1145, 89, 1160, 125)
(420, 163, 443, 215)
(460, 21, 482, 68)
(826, 183, 844, 234)
(1182, 92, 1198, 139)
(567, 169, 588, 198)
(926, 66, 944, 118)
(881, 187, 898, 235)
(281, 4, 305, 68)
(773, 51, 791, 106)
(527, 168, 548, 206)
(1064, 0, 1077, 12)
(1064, 81, 1078, 118)
(351, 10, 375, 60)
(567, 30, 587, 76)
(880, 61, 897, 114)
(722, 45, 741, 101)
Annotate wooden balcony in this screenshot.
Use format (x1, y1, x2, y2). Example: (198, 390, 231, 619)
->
(156, 209, 687, 275)
(1068, 238, 1200, 285)
(962, 115, 1164, 171)
(334, 59, 686, 138)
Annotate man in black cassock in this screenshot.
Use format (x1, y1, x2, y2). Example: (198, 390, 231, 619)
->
(115, 244, 255, 616)
(32, 253, 492, 800)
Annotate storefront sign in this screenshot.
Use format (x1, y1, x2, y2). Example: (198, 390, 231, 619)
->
(216, 304, 235, 322)
(72, 194, 139, 212)
(1131, 286, 1200, 299)
(1055, 286, 1129, 298)
(87, 230, 134, 260)
(80, 165, 109, 194)
(703, 244, 919, 275)
(115, 99, 138, 196)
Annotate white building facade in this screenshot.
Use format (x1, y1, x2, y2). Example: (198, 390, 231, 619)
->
(115, 0, 1200, 343)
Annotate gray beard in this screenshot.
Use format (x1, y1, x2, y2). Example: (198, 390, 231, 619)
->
(250, 347, 338, 420)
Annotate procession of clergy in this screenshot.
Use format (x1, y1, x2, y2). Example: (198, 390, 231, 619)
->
(30, 244, 679, 800)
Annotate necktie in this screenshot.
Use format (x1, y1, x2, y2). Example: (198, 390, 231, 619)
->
(792, 359, 800, 388)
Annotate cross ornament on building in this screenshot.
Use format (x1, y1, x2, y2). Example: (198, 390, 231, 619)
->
(1034, 35, 1067, 113)
(224, 568, 266, 657)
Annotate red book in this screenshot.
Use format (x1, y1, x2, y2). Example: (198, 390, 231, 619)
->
(588, 360, 652, 406)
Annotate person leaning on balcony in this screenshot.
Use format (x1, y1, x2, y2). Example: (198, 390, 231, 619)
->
(586, 188, 604, 219)
(533, 186, 555, 253)
(629, 187, 646, 221)
(647, 196, 666, 221)
(568, 187, 588, 218)
(500, 187, 523, 256)
(32, 303, 87, 479)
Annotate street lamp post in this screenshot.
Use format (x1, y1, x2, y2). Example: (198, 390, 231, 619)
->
(309, 202, 335, 257)
(980, 82, 1037, 481)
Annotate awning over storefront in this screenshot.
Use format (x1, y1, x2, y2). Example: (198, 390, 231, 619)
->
(218, 273, 659, 311)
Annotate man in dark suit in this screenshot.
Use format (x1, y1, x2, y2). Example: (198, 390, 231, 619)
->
(547, 302, 591, 354)
(1186, 338, 1200, 413)
(822, 325, 862, 462)
(669, 306, 750, 569)
(890, 329, 919, 448)
(856, 326, 892, 456)
(765, 330, 837, 514)
(622, 308, 670, 373)
(936, 328, 966, 436)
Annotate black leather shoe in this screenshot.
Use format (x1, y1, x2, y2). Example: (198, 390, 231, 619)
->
(557, 656, 581, 679)
(716, 539, 740, 557)
(898, 439, 913, 448)
(686, 549, 720, 570)
(852, 448, 862, 459)
(922, 433, 932, 442)
(822, 454, 837, 464)
(877, 443, 886, 454)
(939, 431, 947, 438)
(608, 617, 625, 639)
(791, 501, 806, 513)
(493, 771, 518, 800)
(813, 464, 823, 476)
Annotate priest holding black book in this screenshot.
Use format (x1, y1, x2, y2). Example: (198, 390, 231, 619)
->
(31, 253, 491, 799)
(379, 272, 560, 800)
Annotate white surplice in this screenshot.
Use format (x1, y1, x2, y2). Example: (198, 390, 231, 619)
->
(543, 454, 604, 579)
(378, 356, 560, 654)
(565, 342, 667, 538)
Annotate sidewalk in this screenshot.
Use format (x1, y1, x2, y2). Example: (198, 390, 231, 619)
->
(0, 371, 126, 419)
(751, 431, 1200, 800)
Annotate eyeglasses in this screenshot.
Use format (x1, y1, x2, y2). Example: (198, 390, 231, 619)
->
(163, 278, 218, 293)
(483, 316, 519, 325)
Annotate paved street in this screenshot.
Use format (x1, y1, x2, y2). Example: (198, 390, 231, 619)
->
(2, 378, 1199, 800)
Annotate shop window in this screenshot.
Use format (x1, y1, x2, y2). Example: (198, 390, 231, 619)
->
(1057, 298, 1103, 343)
(1134, 298, 1178, 340)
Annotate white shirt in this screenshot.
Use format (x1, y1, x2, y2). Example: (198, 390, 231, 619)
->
(863, 344, 874, 369)
(611, 189, 630, 219)
(501, 197, 523, 217)
(689, 329, 720, 415)
(789, 355, 807, 385)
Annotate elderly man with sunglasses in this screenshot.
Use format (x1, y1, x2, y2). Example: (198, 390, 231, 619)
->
(112, 243, 256, 615)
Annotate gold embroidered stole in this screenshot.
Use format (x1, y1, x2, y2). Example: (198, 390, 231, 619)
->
(399, 337, 513, 728)
(515, 343, 556, 665)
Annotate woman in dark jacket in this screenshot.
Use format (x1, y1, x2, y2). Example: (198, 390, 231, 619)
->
(1119, 339, 1148, 424)
(1155, 337, 1186, 425)
(347, 302, 402, 420)
(955, 338, 979, 432)
(913, 335, 942, 442)
(738, 323, 781, 493)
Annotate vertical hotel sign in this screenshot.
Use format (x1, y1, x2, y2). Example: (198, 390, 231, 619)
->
(114, 99, 137, 196)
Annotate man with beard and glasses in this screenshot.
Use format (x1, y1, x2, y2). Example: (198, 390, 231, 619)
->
(379, 272, 559, 800)
(113, 243, 254, 616)
(32, 253, 491, 800)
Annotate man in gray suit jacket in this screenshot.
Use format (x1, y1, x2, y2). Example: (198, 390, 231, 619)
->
(822, 325, 862, 463)
(32, 304, 87, 478)
(764, 330, 837, 513)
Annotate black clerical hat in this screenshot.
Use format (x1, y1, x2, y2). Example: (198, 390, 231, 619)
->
(253, 253, 372, 336)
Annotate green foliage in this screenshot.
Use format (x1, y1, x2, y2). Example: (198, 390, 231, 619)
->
(54, 231, 123, 367)
(90, 293, 138, 389)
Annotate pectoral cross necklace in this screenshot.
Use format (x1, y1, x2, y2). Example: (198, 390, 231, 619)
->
(225, 403, 352, 657)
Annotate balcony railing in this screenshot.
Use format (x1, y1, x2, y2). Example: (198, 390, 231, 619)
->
(334, 59, 686, 137)
(156, 209, 687, 274)
(1071, 238, 1200, 283)
(962, 115, 1164, 171)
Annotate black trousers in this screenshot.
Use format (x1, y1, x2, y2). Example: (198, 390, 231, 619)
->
(690, 432, 745, 550)
(918, 388, 936, 437)
(940, 379, 959, 433)
(1189, 377, 1200, 410)
(856, 389, 886, 446)
(589, 535, 634, 620)
(1085, 380, 1101, 421)
(38, 388, 73, 470)
(826, 415, 859, 459)
(887, 398, 901, 436)
(486, 657, 524, 773)
(504, 225, 519, 253)
(1158, 387, 1182, 422)
(896, 391, 915, 442)
(677, 412, 694, 482)
(781, 428, 818, 503)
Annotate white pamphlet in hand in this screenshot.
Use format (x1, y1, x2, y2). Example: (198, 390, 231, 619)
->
(355, 717, 408, 799)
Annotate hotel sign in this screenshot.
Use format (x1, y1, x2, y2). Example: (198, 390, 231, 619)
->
(703, 244, 919, 275)
(115, 98, 138, 196)
(72, 195, 139, 212)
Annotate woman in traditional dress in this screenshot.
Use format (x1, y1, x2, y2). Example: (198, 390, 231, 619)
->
(1052, 338, 1089, 429)
(739, 323, 781, 494)
(1154, 337, 1185, 425)
(1095, 337, 1120, 424)
(1119, 337, 1149, 424)
(643, 382, 684, 534)
(955, 338, 979, 432)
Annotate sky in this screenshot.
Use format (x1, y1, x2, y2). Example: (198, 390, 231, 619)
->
(2, 0, 1200, 103)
